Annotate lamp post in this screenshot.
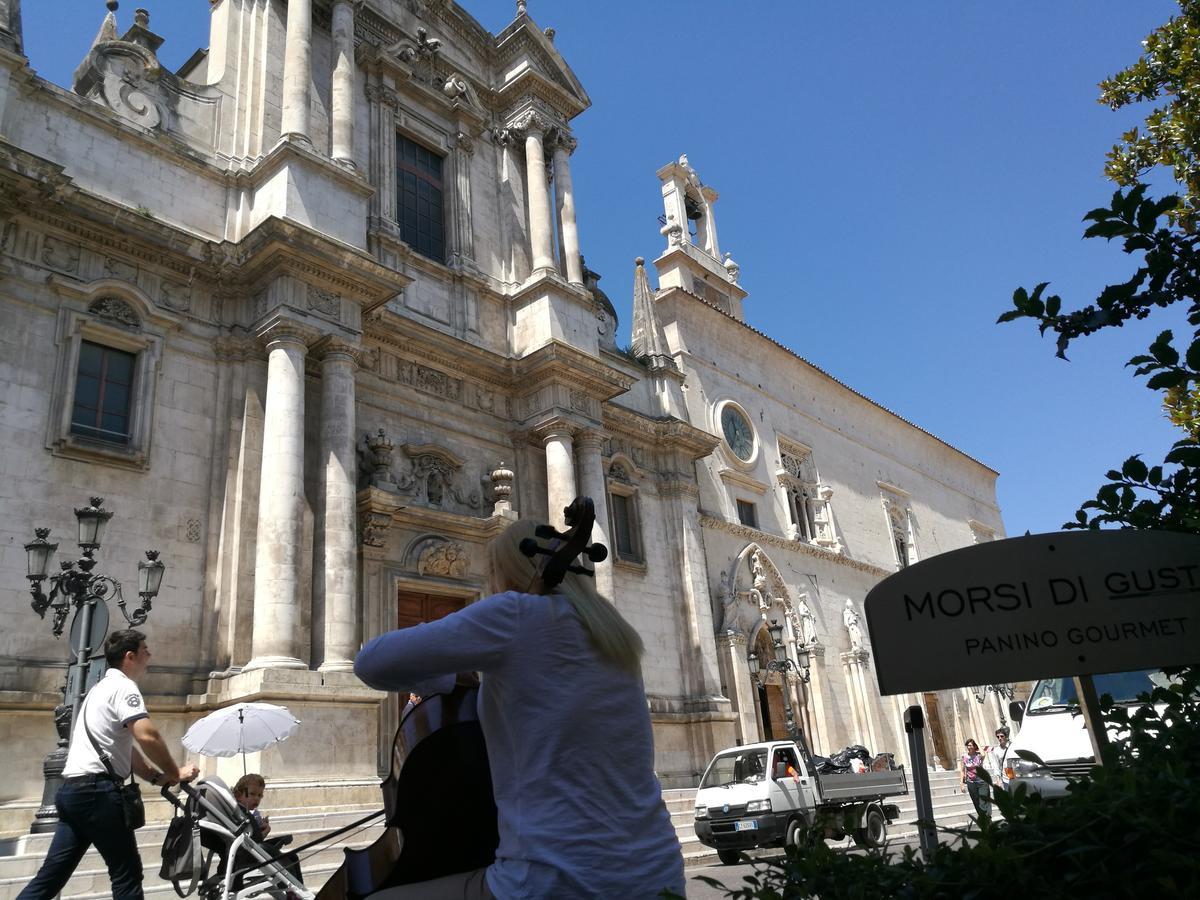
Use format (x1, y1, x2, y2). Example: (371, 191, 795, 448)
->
(974, 683, 1016, 726)
(748, 618, 811, 740)
(20, 498, 166, 833)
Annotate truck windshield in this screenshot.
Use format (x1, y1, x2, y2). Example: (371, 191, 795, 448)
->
(1026, 669, 1169, 714)
(700, 749, 768, 788)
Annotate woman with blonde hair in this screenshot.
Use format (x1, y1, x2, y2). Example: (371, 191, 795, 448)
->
(354, 516, 685, 900)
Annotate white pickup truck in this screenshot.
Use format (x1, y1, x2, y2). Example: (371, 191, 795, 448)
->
(693, 739, 908, 864)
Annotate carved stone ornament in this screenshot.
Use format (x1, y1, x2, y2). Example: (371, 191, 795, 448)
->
(455, 131, 475, 155)
(41, 236, 81, 274)
(365, 429, 396, 486)
(443, 74, 468, 102)
(660, 214, 683, 247)
(509, 108, 552, 136)
(306, 284, 340, 319)
(723, 252, 740, 283)
(88, 296, 141, 329)
(361, 511, 392, 548)
(160, 281, 191, 312)
(417, 540, 469, 578)
(490, 461, 515, 514)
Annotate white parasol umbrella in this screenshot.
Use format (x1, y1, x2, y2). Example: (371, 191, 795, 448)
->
(183, 702, 301, 775)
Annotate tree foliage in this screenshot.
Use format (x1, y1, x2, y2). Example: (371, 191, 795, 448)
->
(998, 1, 1200, 534)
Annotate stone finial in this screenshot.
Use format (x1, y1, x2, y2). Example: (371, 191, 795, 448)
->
(544, 27, 555, 42)
(517, 1, 527, 16)
(365, 429, 396, 488)
(723, 251, 740, 283)
(134, 7, 147, 27)
(106, 1, 119, 11)
(491, 461, 516, 516)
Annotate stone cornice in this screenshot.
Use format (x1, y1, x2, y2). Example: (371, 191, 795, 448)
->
(231, 136, 373, 198)
(357, 486, 510, 546)
(699, 514, 893, 578)
(603, 404, 720, 461)
(514, 341, 636, 402)
(214, 217, 408, 309)
(363, 306, 512, 387)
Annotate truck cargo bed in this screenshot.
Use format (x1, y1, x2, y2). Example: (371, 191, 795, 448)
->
(816, 767, 908, 803)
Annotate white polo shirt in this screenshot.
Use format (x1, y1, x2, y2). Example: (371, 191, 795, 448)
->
(62, 668, 149, 779)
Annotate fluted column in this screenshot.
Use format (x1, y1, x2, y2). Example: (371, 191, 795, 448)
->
(314, 338, 359, 672)
(281, 0, 312, 142)
(552, 133, 584, 285)
(330, 0, 355, 163)
(246, 319, 315, 672)
(519, 115, 556, 273)
(574, 429, 612, 599)
(538, 423, 577, 530)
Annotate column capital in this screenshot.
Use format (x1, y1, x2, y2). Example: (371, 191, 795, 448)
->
(718, 629, 749, 649)
(455, 130, 476, 155)
(530, 417, 579, 444)
(550, 130, 578, 155)
(574, 428, 607, 452)
(256, 316, 320, 351)
(311, 334, 364, 365)
(509, 108, 554, 137)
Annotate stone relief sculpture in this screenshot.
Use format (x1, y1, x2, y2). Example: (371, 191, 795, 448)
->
(418, 540, 468, 578)
(749, 550, 770, 614)
(843, 598, 864, 651)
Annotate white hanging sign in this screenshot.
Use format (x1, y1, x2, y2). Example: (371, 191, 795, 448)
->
(864, 530, 1200, 695)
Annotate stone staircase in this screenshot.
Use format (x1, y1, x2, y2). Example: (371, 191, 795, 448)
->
(0, 769, 976, 897)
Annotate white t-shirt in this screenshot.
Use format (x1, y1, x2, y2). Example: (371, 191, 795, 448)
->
(355, 590, 686, 900)
(62, 668, 148, 779)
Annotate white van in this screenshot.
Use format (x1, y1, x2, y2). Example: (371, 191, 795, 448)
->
(1005, 668, 1168, 799)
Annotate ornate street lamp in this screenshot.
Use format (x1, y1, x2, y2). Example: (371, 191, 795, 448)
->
(18, 499, 166, 833)
(749, 618, 811, 741)
(974, 683, 1017, 726)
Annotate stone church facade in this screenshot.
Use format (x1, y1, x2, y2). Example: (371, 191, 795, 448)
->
(0, 0, 1006, 828)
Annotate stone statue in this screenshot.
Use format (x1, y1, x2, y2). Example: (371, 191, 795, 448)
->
(750, 551, 770, 613)
(843, 598, 864, 651)
(795, 593, 817, 646)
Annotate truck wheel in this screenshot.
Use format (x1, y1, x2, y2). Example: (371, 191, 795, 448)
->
(717, 849, 741, 866)
(852, 807, 887, 849)
(785, 818, 805, 850)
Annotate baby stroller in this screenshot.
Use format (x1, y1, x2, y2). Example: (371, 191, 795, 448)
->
(159, 776, 315, 900)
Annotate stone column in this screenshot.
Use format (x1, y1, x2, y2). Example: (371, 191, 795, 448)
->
(574, 429, 612, 599)
(854, 650, 882, 751)
(519, 114, 556, 273)
(538, 423, 577, 530)
(552, 133, 584, 285)
(314, 338, 359, 672)
(805, 645, 830, 753)
(719, 631, 758, 744)
(246, 320, 315, 671)
(329, 0, 355, 163)
(281, 0, 313, 142)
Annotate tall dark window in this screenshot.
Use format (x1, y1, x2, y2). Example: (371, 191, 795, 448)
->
(396, 135, 445, 262)
(737, 500, 758, 529)
(609, 492, 642, 562)
(71, 341, 135, 444)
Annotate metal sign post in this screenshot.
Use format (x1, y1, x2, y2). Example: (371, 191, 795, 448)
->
(903, 706, 937, 860)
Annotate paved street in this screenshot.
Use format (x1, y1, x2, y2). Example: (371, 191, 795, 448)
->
(681, 839, 922, 899)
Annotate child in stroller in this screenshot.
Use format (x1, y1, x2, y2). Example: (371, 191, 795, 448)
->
(160, 775, 314, 900)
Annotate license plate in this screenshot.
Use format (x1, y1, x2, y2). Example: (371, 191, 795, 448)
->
(734, 820, 758, 832)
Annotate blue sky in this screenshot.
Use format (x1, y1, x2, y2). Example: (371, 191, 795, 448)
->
(21, 1, 1187, 537)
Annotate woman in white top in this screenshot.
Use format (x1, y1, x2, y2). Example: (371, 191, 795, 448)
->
(355, 517, 686, 900)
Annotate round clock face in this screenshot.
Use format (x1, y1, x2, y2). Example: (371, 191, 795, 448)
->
(721, 405, 755, 462)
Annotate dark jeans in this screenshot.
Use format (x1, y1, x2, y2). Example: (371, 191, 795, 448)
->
(967, 780, 992, 818)
(17, 778, 144, 900)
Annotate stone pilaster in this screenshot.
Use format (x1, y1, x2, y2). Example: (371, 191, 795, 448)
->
(245, 318, 317, 672)
(552, 132, 583, 286)
(804, 643, 830, 753)
(366, 84, 398, 224)
(516, 112, 555, 274)
(313, 337, 360, 672)
(841, 648, 880, 751)
(574, 429, 612, 599)
(535, 421, 577, 530)
(329, 0, 356, 164)
(281, 0, 313, 143)
(451, 131, 476, 266)
(718, 630, 757, 744)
